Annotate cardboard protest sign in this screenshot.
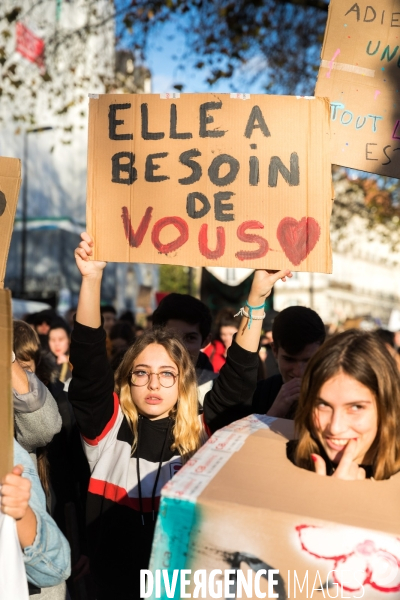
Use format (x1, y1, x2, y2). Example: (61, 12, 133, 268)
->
(149, 416, 400, 599)
(315, 0, 400, 177)
(0, 157, 21, 288)
(0, 289, 13, 478)
(87, 94, 333, 273)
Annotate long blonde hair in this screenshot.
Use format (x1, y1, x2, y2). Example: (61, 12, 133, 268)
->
(294, 329, 400, 480)
(115, 328, 201, 462)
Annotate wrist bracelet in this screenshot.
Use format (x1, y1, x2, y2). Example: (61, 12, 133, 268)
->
(235, 300, 266, 329)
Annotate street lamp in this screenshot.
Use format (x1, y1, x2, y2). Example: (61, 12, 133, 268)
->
(20, 126, 54, 296)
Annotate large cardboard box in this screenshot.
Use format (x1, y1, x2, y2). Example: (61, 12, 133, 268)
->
(315, 0, 400, 177)
(0, 157, 21, 288)
(87, 93, 333, 273)
(149, 416, 400, 599)
(0, 289, 13, 477)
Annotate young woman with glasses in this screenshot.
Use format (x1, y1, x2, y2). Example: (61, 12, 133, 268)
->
(69, 232, 291, 600)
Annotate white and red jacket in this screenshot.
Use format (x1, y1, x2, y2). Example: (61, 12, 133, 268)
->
(69, 320, 258, 600)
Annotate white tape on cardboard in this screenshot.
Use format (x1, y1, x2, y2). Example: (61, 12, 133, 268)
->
(320, 60, 375, 78)
(160, 93, 181, 99)
(162, 415, 276, 502)
(230, 93, 250, 100)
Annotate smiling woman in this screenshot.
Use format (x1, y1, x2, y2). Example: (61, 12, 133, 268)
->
(293, 329, 400, 481)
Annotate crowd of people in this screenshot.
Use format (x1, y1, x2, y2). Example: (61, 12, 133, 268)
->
(2, 231, 400, 599)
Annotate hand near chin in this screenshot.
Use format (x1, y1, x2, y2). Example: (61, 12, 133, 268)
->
(266, 378, 301, 418)
(312, 439, 366, 480)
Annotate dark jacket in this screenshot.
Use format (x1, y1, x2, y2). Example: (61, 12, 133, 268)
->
(195, 350, 219, 406)
(252, 374, 284, 413)
(251, 374, 299, 419)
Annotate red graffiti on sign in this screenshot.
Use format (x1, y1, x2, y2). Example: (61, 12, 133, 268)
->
(277, 217, 320, 265)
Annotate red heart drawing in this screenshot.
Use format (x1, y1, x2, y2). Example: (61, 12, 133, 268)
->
(277, 217, 321, 266)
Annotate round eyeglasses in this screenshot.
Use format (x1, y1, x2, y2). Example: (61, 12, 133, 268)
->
(129, 370, 178, 388)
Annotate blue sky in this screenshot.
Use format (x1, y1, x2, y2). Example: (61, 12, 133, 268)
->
(144, 20, 267, 95)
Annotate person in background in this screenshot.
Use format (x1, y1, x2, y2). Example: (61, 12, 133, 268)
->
(64, 307, 77, 332)
(32, 310, 58, 351)
(119, 310, 136, 336)
(1, 440, 71, 597)
(374, 328, 400, 370)
(251, 306, 326, 419)
(109, 322, 136, 357)
(135, 324, 145, 337)
(11, 353, 69, 599)
(203, 309, 241, 372)
(12, 334, 62, 478)
(109, 321, 136, 371)
(33, 310, 57, 337)
(99, 305, 117, 336)
(13, 320, 91, 599)
(152, 292, 218, 405)
(100, 305, 117, 361)
(259, 309, 280, 380)
(48, 319, 71, 384)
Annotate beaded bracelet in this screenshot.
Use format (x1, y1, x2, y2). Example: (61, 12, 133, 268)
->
(234, 300, 266, 329)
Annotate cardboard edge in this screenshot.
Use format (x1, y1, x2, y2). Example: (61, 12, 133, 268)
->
(0, 158, 22, 288)
(0, 288, 13, 476)
(86, 97, 99, 247)
(314, 0, 335, 95)
(319, 0, 334, 62)
(0, 157, 22, 179)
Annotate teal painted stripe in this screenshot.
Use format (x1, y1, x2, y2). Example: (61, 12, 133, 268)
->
(149, 496, 199, 600)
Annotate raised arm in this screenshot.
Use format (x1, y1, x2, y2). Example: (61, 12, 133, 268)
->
(13, 370, 62, 453)
(74, 231, 106, 328)
(204, 269, 292, 432)
(234, 269, 292, 352)
(68, 233, 116, 443)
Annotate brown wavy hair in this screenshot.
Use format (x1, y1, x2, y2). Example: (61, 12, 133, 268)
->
(114, 328, 201, 462)
(13, 320, 41, 368)
(294, 329, 400, 480)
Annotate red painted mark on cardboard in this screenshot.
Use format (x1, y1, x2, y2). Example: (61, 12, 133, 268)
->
(276, 217, 320, 266)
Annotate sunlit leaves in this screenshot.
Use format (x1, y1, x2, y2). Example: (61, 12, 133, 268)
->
(5, 7, 21, 24)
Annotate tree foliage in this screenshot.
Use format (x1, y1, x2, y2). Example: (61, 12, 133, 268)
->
(0, 0, 330, 131)
(159, 264, 193, 294)
(121, 0, 329, 94)
(0, 0, 115, 129)
(332, 168, 400, 251)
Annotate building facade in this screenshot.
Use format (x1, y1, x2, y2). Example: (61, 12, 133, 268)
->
(1, 1, 158, 312)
